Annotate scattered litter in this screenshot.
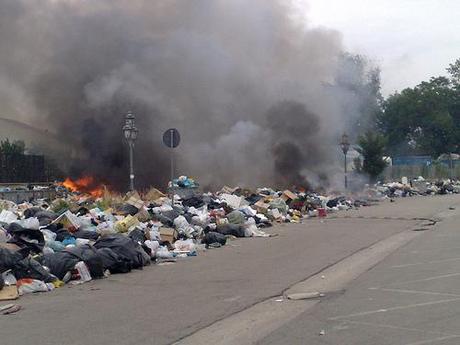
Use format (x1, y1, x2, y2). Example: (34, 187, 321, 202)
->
(0, 303, 16, 312)
(287, 291, 322, 300)
(2, 304, 21, 315)
(0, 286, 19, 301)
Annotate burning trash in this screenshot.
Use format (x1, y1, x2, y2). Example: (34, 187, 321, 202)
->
(1, 175, 460, 301)
(61, 177, 105, 198)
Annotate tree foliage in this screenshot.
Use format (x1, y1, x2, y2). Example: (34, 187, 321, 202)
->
(0, 139, 25, 156)
(356, 131, 387, 181)
(378, 59, 460, 157)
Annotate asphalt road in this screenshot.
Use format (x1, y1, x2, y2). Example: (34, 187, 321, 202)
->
(259, 196, 460, 345)
(2, 195, 459, 345)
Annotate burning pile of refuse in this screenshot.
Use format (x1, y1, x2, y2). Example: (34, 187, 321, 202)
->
(0, 176, 355, 299)
(0, 175, 459, 300)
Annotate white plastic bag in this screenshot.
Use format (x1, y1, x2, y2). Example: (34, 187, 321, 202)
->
(2, 271, 17, 286)
(145, 240, 160, 252)
(16, 217, 40, 230)
(174, 216, 195, 237)
(155, 246, 174, 259)
(244, 218, 270, 237)
(75, 238, 91, 247)
(41, 229, 57, 242)
(70, 261, 92, 285)
(17, 279, 54, 295)
(174, 239, 196, 252)
(0, 210, 17, 224)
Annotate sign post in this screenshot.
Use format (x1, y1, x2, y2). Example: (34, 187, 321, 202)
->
(162, 128, 181, 206)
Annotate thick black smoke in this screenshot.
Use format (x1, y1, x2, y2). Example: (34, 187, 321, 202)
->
(0, 0, 379, 191)
(266, 101, 323, 189)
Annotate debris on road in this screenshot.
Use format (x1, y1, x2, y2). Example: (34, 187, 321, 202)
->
(1, 304, 21, 315)
(1, 175, 459, 301)
(287, 291, 323, 300)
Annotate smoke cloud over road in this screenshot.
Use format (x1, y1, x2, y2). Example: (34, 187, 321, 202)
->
(0, 0, 378, 190)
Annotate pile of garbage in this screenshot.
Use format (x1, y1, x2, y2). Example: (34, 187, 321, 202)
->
(0, 179, 357, 300)
(1, 175, 457, 300)
(169, 176, 199, 189)
(369, 177, 460, 198)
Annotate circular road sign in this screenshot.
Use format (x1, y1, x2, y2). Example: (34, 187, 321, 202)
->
(163, 128, 181, 148)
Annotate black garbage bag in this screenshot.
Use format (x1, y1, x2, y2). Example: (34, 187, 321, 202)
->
(96, 247, 132, 274)
(245, 194, 263, 205)
(117, 204, 139, 216)
(7, 226, 45, 254)
(35, 210, 58, 226)
(42, 252, 79, 280)
(215, 224, 246, 238)
(155, 214, 174, 227)
(41, 244, 105, 280)
(128, 228, 146, 244)
(13, 256, 56, 283)
(326, 198, 339, 208)
(76, 207, 90, 216)
(254, 215, 272, 227)
(66, 245, 104, 279)
(326, 196, 347, 208)
(44, 223, 63, 233)
(23, 207, 42, 219)
(73, 229, 100, 241)
(0, 247, 25, 273)
(94, 234, 150, 269)
(162, 209, 181, 221)
(6, 222, 24, 233)
(182, 196, 205, 208)
(202, 232, 227, 246)
(0, 274, 4, 290)
(208, 199, 224, 210)
(55, 229, 73, 242)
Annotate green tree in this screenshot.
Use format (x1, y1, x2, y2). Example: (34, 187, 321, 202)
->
(378, 67, 460, 157)
(356, 131, 387, 182)
(447, 59, 460, 86)
(0, 139, 25, 156)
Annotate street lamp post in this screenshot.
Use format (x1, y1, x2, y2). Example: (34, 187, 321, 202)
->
(123, 111, 139, 191)
(340, 133, 350, 190)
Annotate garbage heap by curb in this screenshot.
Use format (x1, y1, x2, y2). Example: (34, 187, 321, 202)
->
(1, 175, 459, 300)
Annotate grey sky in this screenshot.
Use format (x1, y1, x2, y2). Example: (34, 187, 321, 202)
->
(306, 0, 460, 95)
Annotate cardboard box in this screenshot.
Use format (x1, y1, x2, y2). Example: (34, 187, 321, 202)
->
(126, 192, 144, 209)
(281, 190, 297, 202)
(254, 200, 270, 214)
(220, 194, 243, 209)
(53, 210, 82, 231)
(159, 228, 176, 243)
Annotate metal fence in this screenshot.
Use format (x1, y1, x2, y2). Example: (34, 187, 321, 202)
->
(384, 163, 460, 181)
(0, 188, 56, 203)
(0, 153, 46, 183)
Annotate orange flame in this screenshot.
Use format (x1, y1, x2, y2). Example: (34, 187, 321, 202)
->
(61, 176, 104, 198)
